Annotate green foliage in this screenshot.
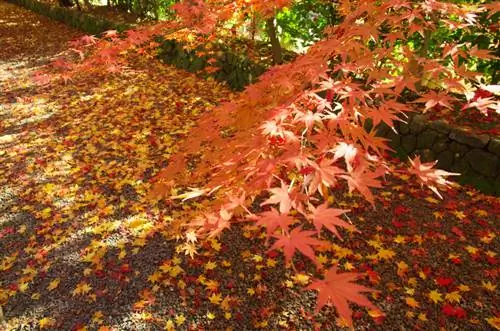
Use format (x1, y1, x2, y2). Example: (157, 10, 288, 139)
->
(275, 0, 341, 51)
(156, 37, 267, 91)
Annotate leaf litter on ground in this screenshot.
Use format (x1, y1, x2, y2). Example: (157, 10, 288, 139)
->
(0, 2, 499, 330)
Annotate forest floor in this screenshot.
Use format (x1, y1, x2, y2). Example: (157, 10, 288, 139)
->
(1, 2, 499, 330)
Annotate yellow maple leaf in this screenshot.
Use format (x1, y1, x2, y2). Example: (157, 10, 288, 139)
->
(458, 284, 470, 292)
(206, 312, 216, 320)
(393, 235, 406, 244)
(39, 317, 55, 329)
(175, 314, 186, 326)
(92, 311, 104, 324)
(204, 279, 219, 292)
(377, 248, 396, 260)
(405, 297, 420, 308)
(208, 293, 222, 305)
(486, 317, 500, 330)
(418, 313, 427, 321)
(204, 261, 217, 270)
(425, 197, 439, 204)
(210, 239, 221, 251)
(266, 258, 276, 267)
(169, 265, 183, 278)
(292, 274, 310, 285)
(475, 209, 488, 217)
(148, 272, 162, 284)
(433, 211, 444, 219)
(47, 279, 60, 291)
(73, 282, 92, 296)
(445, 291, 462, 303)
(465, 245, 479, 254)
(482, 281, 497, 292)
(164, 319, 175, 330)
(18, 282, 29, 292)
(428, 290, 442, 304)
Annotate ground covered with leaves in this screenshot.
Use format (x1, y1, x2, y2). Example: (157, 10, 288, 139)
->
(0, 2, 499, 330)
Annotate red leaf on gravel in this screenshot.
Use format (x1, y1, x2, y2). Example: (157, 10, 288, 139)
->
(307, 265, 380, 327)
(436, 277, 454, 287)
(308, 203, 353, 239)
(269, 227, 328, 265)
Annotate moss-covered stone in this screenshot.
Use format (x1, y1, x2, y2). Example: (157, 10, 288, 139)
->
(432, 138, 449, 154)
(495, 174, 500, 196)
(401, 135, 417, 153)
(466, 149, 499, 177)
(409, 114, 426, 134)
(417, 130, 439, 149)
(436, 150, 454, 169)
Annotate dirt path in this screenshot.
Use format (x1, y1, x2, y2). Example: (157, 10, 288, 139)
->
(1, 2, 499, 331)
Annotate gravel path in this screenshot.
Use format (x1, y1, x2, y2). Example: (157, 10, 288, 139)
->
(1, 2, 499, 331)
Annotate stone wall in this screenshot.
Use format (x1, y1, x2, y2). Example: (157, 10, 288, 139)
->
(7, 0, 130, 35)
(376, 114, 500, 196)
(156, 38, 269, 91)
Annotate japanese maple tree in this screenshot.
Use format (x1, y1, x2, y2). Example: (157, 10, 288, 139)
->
(42, 0, 499, 327)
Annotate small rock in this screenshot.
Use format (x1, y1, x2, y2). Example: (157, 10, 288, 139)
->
(466, 149, 499, 177)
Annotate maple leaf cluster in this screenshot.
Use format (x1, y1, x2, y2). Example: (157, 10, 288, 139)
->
(39, 0, 499, 327)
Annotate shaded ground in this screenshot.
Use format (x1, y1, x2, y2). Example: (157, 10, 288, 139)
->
(1, 2, 499, 330)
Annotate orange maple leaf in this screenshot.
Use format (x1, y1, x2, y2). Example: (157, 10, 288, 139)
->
(306, 265, 379, 327)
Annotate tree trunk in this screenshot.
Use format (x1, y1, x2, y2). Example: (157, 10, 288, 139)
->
(266, 17, 283, 65)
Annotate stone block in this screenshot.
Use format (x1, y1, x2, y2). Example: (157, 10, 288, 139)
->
(428, 120, 451, 134)
(451, 158, 470, 175)
(437, 150, 454, 170)
(398, 121, 410, 135)
(410, 114, 427, 134)
(402, 135, 417, 153)
(495, 174, 500, 196)
(417, 130, 439, 149)
(449, 128, 490, 148)
(432, 139, 449, 154)
(450, 141, 469, 157)
(376, 122, 390, 137)
(419, 149, 435, 162)
(387, 130, 401, 150)
(466, 149, 499, 177)
(487, 138, 500, 157)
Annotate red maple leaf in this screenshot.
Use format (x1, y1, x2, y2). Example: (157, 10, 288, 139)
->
(413, 91, 455, 112)
(408, 156, 459, 199)
(256, 208, 294, 239)
(341, 163, 385, 205)
(308, 203, 354, 239)
(261, 181, 292, 214)
(306, 265, 379, 327)
(269, 227, 328, 265)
